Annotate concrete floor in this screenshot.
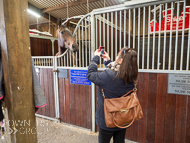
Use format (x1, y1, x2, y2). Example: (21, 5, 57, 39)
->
(0, 117, 132, 143)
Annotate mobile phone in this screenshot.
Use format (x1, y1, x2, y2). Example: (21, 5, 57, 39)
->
(99, 46, 105, 56)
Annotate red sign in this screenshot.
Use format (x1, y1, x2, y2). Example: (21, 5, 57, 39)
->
(150, 6, 190, 33)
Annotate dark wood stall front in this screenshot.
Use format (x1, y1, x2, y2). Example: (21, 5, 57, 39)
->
(37, 68, 190, 143)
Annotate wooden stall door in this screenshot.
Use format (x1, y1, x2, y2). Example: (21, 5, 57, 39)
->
(36, 68, 56, 118)
(58, 70, 92, 130)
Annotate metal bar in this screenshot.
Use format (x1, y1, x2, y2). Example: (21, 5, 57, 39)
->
(168, 2, 173, 70)
(51, 40, 55, 56)
(152, 5, 156, 69)
(120, 11, 122, 50)
(163, 3, 167, 70)
(133, 8, 135, 49)
(138, 69, 190, 74)
(76, 32, 78, 67)
(96, 16, 98, 52)
(92, 0, 179, 15)
(82, 20, 84, 67)
(128, 9, 131, 48)
(91, 83, 95, 133)
(180, 0, 186, 70)
(30, 34, 58, 40)
(53, 57, 58, 121)
(147, 6, 150, 69)
(55, 57, 60, 122)
(99, 14, 102, 68)
(103, 13, 105, 47)
(73, 52, 74, 67)
(85, 19, 87, 67)
(157, 4, 162, 70)
(186, 14, 190, 71)
(174, 1, 180, 70)
(61, 57, 63, 66)
(91, 13, 96, 133)
(70, 50, 72, 67)
(111, 12, 113, 60)
(107, 13, 109, 54)
(35, 114, 59, 122)
(138, 7, 140, 67)
(124, 10, 126, 48)
(79, 24, 81, 67)
(64, 56, 66, 67)
(89, 16, 91, 65)
(67, 52, 69, 67)
(115, 11, 117, 59)
(142, 7, 145, 69)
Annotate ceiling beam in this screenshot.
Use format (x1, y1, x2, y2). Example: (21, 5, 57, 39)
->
(28, 3, 57, 24)
(42, 0, 100, 13)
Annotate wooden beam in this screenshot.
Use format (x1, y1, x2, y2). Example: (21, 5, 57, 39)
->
(42, 0, 100, 13)
(28, 3, 57, 24)
(0, 0, 37, 142)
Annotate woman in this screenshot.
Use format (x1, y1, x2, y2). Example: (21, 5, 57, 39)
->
(86, 47, 138, 143)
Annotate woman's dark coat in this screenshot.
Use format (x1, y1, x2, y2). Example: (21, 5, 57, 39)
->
(87, 56, 134, 131)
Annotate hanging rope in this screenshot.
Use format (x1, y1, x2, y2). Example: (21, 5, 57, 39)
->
(87, 0, 89, 14)
(49, 12, 50, 33)
(67, 2, 69, 19)
(104, 0, 105, 7)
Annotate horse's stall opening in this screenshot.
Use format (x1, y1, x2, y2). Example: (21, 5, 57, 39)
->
(31, 0, 190, 143)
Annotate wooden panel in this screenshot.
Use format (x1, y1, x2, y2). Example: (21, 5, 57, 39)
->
(146, 73, 157, 143)
(65, 70, 71, 124)
(155, 74, 167, 143)
(75, 84, 81, 127)
(70, 80, 76, 125)
(174, 95, 188, 143)
(30, 38, 58, 56)
(137, 73, 148, 143)
(58, 70, 92, 129)
(36, 68, 55, 118)
(164, 94, 176, 143)
(86, 86, 92, 129)
(186, 96, 190, 143)
(37, 69, 190, 143)
(59, 78, 64, 122)
(95, 85, 99, 132)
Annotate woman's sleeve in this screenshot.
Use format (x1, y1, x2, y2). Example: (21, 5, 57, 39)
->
(104, 60, 112, 68)
(86, 56, 107, 87)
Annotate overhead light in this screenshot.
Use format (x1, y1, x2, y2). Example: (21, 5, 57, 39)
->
(27, 9, 41, 18)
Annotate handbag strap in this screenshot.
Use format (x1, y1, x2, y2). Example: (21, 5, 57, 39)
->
(113, 113, 135, 128)
(101, 82, 137, 99)
(112, 109, 135, 128)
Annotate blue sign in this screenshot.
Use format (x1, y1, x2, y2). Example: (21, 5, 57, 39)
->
(70, 70, 91, 85)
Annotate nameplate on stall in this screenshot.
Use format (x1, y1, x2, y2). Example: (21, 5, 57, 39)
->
(58, 69, 68, 78)
(70, 70, 91, 85)
(168, 74, 190, 95)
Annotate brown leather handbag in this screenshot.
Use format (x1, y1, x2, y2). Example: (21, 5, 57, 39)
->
(102, 85, 143, 128)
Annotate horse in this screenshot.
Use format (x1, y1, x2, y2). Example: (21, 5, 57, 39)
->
(56, 19, 79, 57)
(56, 19, 79, 67)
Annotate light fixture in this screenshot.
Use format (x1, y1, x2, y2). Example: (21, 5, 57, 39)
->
(27, 9, 41, 18)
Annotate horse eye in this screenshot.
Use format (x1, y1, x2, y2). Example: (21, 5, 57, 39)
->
(61, 31, 64, 34)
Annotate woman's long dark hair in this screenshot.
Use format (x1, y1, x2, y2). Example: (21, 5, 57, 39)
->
(117, 47, 138, 84)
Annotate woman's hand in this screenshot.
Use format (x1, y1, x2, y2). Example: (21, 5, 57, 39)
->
(94, 49, 101, 57)
(102, 52, 110, 61)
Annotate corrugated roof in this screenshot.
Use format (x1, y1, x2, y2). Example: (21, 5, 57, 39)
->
(28, 0, 124, 24)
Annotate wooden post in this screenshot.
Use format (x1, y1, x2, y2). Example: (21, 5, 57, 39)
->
(0, 0, 37, 142)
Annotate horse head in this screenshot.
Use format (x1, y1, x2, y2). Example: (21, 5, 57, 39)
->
(57, 18, 79, 56)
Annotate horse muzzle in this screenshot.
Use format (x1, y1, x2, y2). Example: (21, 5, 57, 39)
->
(72, 44, 79, 52)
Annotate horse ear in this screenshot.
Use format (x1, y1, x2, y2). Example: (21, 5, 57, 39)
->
(57, 18, 63, 28)
(65, 21, 70, 28)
